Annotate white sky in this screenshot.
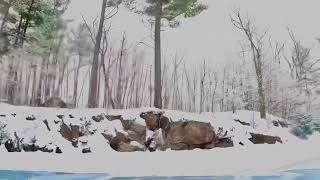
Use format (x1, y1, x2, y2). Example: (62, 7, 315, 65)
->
(64, 0, 320, 66)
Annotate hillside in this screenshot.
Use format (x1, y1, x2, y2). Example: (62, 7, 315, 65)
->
(0, 104, 319, 177)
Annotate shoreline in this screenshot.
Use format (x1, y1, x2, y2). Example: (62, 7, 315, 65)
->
(1, 143, 320, 177)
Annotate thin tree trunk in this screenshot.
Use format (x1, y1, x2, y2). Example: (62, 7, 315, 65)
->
(73, 53, 82, 107)
(154, 0, 163, 109)
(7, 64, 16, 104)
(24, 63, 32, 105)
(54, 58, 68, 97)
(257, 65, 266, 119)
(88, 0, 107, 108)
(15, 16, 23, 45)
(36, 58, 46, 106)
(101, 57, 115, 109)
(21, 0, 35, 46)
(116, 32, 125, 108)
(31, 64, 37, 105)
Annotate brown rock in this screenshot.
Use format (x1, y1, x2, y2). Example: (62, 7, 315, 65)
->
(168, 121, 214, 144)
(106, 115, 122, 121)
(59, 123, 81, 142)
(249, 133, 282, 144)
(109, 132, 131, 151)
(140, 112, 162, 131)
(41, 97, 67, 108)
(103, 131, 145, 152)
(159, 121, 216, 151)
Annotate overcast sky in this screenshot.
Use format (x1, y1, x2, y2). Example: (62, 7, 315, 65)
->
(64, 0, 320, 66)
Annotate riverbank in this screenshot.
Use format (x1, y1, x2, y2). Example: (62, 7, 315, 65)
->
(0, 139, 319, 177)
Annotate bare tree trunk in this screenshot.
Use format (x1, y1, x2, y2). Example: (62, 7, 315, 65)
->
(21, 0, 35, 46)
(36, 58, 46, 106)
(200, 61, 206, 113)
(7, 64, 17, 104)
(116, 32, 126, 108)
(88, 0, 107, 108)
(73, 54, 82, 107)
(24, 63, 32, 105)
(30, 64, 37, 105)
(192, 70, 197, 112)
(184, 65, 192, 112)
(149, 64, 152, 107)
(154, 0, 163, 109)
(17, 61, 23, 104)
(54, 58, 68, 97)
(14, 16, 23, 45)
(231, 11, 267, 119)
(101, 56, 115, 109)
(44, 62, 51, 101)
(211, 73, 218, 112)
(257, 65, 266, 118)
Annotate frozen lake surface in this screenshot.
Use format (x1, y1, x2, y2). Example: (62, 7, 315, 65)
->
(1, 169, 320, 180)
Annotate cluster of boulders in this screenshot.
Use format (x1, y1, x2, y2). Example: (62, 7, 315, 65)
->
(4, 135, 62, 154)
(140, 111, 283, 151)
(0, 102, 286, 153)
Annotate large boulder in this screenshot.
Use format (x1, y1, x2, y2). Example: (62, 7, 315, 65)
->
(141, 112, 217, 151)
(249, 133, 282, 144)
(41, 97, 67, 108)
(140, 111, 170, 131)
(163, 121, 216, 150)
(140, 112, 163, 131)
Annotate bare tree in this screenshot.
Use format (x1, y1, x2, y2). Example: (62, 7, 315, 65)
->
(284, 28, 320, 112)
(87, 0, 119, 108)
(199, 60, 207, 112)
(231, 10, 267, 119)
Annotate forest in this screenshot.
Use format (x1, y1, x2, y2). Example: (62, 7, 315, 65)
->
(0, 0, 320, 122)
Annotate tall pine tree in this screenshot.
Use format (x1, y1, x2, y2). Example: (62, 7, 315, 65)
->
(124, 0, 207, 109)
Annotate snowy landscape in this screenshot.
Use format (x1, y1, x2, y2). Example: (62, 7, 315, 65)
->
(1, 0, 320, 179)
(0, 103, 320, 178)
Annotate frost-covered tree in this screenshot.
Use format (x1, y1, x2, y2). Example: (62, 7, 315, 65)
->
(231, 10, 267, 119)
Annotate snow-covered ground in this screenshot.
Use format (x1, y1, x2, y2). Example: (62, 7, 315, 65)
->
(0, 103, 319, 177)
(0, 139, 320, 177)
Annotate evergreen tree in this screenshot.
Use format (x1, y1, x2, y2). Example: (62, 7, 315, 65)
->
(124, 0, 207, 109)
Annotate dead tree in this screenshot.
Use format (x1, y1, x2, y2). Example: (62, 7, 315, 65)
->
(231, 10, 267, 119)
(199, 60, 207, 113)
(87, 0, 119, 108)
(284, 28, 320, 112)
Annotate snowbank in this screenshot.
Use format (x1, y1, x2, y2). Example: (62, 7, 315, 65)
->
(0, 103, 300, 153)
(0, 103, 319, 177)
(0, 142, 319, 177)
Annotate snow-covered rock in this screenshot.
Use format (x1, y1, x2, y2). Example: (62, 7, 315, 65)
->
(0, 103, 301, 154)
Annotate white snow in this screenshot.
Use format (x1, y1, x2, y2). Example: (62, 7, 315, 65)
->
(0, 142, 319, 177)
(0, 103, 319, 177)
